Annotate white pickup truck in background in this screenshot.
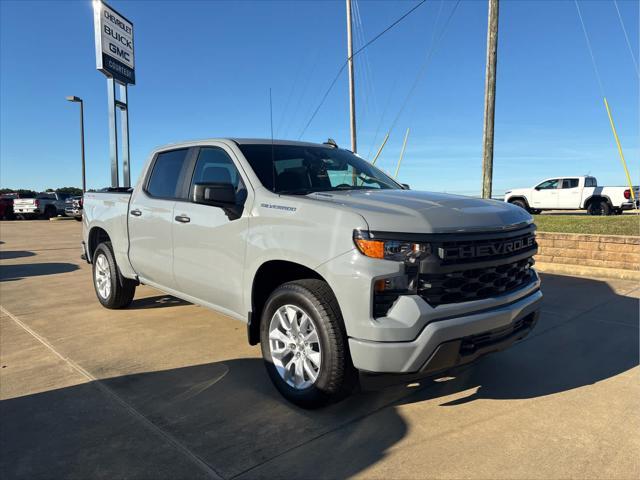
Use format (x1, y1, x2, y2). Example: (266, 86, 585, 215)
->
(504, 176, 639, 215)
(13, 192, 72, 219)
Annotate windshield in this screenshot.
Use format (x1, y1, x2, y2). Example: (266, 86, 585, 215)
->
(238, 144, 402, 194)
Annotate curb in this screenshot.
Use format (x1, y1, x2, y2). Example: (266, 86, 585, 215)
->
(49, 216, 74, 222)
(535, 262, 640, 281)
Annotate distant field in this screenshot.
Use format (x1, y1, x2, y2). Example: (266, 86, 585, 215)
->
(534, 214, 640, 236)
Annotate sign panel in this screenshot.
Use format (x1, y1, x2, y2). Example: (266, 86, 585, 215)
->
(93, 0, 135, 84)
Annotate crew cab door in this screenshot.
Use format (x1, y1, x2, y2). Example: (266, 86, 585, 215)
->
(171, 145, 251, 317)
(128, 148, 192, 289)
(557, 178, 581, 209)
(531, 178, 560, 209)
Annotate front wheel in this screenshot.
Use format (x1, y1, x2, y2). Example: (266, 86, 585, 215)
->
(260, 279, 357, 408)
(510, 199, 529, 211)
(92, 242, 136, 309)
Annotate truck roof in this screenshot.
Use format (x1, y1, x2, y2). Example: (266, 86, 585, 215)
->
(154, 138, 334, 151)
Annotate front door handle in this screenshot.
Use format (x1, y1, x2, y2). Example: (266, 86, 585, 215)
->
(130, 209, 142, 217)
(175, 215, 191, 223)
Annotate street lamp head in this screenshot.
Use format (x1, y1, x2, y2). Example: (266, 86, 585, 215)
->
(66, 96, 82, 103)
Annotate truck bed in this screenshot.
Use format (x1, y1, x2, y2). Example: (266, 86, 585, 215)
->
(83, 190, 135, 277)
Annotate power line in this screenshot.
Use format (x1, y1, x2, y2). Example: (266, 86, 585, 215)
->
(613, 0, 639, 78)
(385, 0, 461, 136)
(298, 0, 428, 140)
(574, 0, 605, 96)
(366, 0, 444, 161)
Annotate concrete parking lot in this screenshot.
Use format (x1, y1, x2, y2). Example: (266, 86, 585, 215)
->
(1, 220, 638, 479)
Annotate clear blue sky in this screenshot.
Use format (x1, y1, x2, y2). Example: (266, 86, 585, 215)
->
(1, 0, 638, 195)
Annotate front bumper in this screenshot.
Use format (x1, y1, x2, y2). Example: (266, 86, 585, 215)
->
(349, 286, 542, 374)
(65, 208, 81, 217)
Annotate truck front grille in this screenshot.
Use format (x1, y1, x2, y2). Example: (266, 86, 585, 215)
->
(418, 257, 535, 307)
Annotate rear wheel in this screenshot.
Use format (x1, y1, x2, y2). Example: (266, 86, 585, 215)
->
(92, 242, 136, 309)
(587, 199, 611, 216)
(260, 279, 357, 408)
(43, 205, 56, 219)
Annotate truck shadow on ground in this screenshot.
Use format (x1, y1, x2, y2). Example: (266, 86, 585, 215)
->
(1, 274, 637, 479)
(0, 250, 36, 260)
(0, 262, 78, 282)
(129, 294, 191, 310)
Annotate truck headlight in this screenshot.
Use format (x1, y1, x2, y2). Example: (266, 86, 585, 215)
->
(353, 230, 430, 262)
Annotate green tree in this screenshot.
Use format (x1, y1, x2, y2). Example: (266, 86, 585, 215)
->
(56, 187, 83, 196)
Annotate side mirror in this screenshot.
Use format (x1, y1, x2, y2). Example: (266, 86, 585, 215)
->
(401, 183, 410, 190)
(193, 182, 236, 206)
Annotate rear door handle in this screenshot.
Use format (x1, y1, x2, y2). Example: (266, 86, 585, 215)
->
(130, 209, 142, 217)
(175, 215, 191, 223)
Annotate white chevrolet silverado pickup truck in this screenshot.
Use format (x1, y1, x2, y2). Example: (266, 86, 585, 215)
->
(504, 176, 639, 215)
(83, 139, 542, 407)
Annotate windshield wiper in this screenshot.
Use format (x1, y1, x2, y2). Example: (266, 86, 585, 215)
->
(277, 188, 317, 195)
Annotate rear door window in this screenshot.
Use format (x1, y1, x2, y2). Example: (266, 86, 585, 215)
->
(146, 149, 190, 199)
(561, 179, 579, 189)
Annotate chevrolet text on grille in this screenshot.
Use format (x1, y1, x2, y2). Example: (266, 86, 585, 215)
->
(438, 235, 536, 260)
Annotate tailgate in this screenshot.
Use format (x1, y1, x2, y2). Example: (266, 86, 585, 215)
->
(13, 199, 36, 207)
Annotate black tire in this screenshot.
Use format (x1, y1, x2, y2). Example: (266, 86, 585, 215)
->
(43, 205, 56, 219)
(531, 209, 542, 215)
(587, 199, 611, 216)
(92, 242, 136, 309)
(510, 199, 529, 211)
(260, 279, 357, 408)
(74, 216, 82, 222)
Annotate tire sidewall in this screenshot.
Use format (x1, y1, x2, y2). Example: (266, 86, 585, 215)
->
(588, 200, 610, 216)
(44, 205, 56, 219)
(260, 286, 338, 406)
(511, 200, 528, 211)
(92, 244, 118, 308)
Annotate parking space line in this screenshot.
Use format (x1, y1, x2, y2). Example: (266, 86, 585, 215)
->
(0, 305, 224, 480)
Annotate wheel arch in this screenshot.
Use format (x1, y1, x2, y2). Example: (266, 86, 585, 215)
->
(507, 196, 530, 208)
(87, 226, 111, 263)
(248, 260, 337, 345)
(584, 195, 613, 209)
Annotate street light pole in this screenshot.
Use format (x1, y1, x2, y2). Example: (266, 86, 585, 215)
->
(66, 96, 87, 193)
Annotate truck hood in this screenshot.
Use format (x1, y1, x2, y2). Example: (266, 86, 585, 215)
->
(306, 190, 532, 234)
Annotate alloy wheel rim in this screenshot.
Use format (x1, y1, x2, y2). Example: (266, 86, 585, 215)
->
(268, 304, 322, 390)
(95, 253, 111, 299)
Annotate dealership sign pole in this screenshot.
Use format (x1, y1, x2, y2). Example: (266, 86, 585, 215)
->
(93, 0, 135, 188)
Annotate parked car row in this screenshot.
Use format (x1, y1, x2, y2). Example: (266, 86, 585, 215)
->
(0, 192, 83, 220)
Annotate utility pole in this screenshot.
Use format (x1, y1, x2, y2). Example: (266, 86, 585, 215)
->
(481, 0, 499, 199)
(346, 0, 357, 153)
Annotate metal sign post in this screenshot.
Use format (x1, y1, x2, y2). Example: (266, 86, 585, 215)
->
(93, 0, 135, 188)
